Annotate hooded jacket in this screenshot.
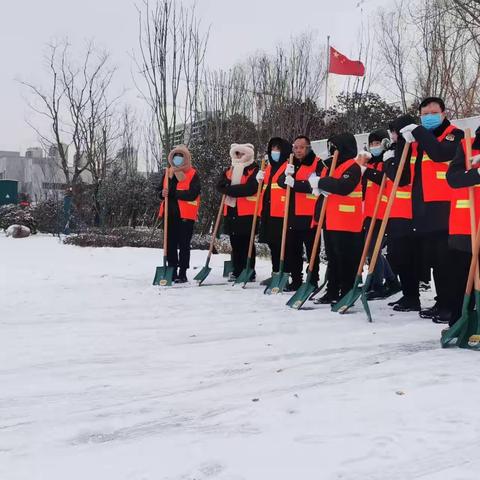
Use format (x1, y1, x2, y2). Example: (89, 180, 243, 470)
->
(260, 137, 292, 242)
(159, 146, 201, 221)
(313, 132, 361, 225)
(446, 127, 480, 252)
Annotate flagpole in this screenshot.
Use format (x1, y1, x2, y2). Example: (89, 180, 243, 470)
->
(325, 35, 330, 110)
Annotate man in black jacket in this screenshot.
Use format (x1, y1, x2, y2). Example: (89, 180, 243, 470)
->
(278, 135, 321, 290)
(392, 97, 464, 321)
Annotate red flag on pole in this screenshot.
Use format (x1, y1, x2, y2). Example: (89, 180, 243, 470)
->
(328, 47, 365, 77)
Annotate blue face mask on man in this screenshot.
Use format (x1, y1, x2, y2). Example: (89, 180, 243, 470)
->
(172, 155, 184, 167)
(370, 146, 384, 157)
(421, 113, 443, 131)
(270, 151, 281, 162)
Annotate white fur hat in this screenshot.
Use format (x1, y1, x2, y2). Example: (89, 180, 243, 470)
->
(229, 143, 255, 160)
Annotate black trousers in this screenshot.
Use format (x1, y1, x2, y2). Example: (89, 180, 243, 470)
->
(387, 234, 420, 299)
(267, 237, 281, 273)
(446, 248, 471, 323)
(166, 218, 194, 273)
(420, 232, 450, 309)
(324, 230, 363, 297)
(285, 228, 319, 285)
(230, 233, 256, 276)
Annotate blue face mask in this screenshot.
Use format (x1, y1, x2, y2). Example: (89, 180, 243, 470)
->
(270, 151, 281, 162)
(370, 146, 384, 157)
(172, 155, 184, 167)
(421, 113, 443, 131)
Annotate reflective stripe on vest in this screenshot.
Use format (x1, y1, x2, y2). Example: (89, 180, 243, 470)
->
(324, 158, 363, 232)
(449, 139, 480, 236)
(159, 168, 200, 221)
(223, 168, 258, 217)
(262, 163, 288, 218)
(294, 157, 320, 217)
(411, 124, 458, 203)
(363, 163, 386, 221)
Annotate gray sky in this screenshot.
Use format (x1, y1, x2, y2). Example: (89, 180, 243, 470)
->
(1, 0, 388, 152)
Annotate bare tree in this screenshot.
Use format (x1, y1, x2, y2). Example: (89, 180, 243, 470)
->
(376, 0, 412, 112)
(135, 0, 209, 164)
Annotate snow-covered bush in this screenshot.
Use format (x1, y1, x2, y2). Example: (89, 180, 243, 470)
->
(0, 204, 37, 233)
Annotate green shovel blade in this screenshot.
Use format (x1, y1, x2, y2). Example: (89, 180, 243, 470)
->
(360, 274, 374, 322)
(194, 265, 212, 285)
(153, 265, 174, 286)
(441, 294, 472, 348)
(286, 278, 316, 310)
(332, 276, 362, 313)
(457, 290, 480, 349)
(223, 260, 233, 278)
(235, 267, 255, 287)
(264, 271, 290, 295)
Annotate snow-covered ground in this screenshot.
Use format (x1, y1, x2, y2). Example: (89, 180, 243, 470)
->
(2, 234, 480, 480)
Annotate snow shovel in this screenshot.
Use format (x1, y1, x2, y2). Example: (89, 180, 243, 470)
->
(194, 195, 226, 285)
(153, 170, 174, 286)
(356, 141, 411, 322)
(442, 220, 480, 347)
(333, 173, 387, 313)
(442, 128, 480, 348)
(235, 158, 266, 287)
(287, 151, 339, 309)
(265, 154, 294, 295)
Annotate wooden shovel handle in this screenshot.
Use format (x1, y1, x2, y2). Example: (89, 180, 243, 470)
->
(356, 173, 387, 277)
(207, 195, 226, 260)
(279, 154, 294, 263)
(464, 128, 480, 289)
(246, 158, 266, 259)
(307, 151, 339, 272)
(368, 141, 410, 274)
(163, 168, 169, 254)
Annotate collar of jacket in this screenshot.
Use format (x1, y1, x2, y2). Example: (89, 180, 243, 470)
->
(294, 149, 316, 167)
(431, 118, 452, 137)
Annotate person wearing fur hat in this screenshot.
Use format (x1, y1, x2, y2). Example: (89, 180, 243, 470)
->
(309, 132, 363, 305)
(256, 137, 292, 282)
(362, 129, 401, 300)
(277, 135, 322, 291)
(159, 145, 201, 283)
(216, 143, 259, 281)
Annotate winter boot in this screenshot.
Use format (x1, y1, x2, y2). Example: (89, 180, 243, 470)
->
(392, 296, 421, 312)
(175, 269, 188, 284)
(419, 302, 439, 319)
(314, 291, 340, 305)
(382, 278, 402, 299)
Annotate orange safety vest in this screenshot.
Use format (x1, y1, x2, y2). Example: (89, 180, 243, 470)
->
(363, 162, 386, 221)
(261, 163, 288, 218)
(158, 168, 200, 221)
(449, 139, 480, 236)
(294, 157, 320, 217)
(321, 158, 363, 232)
(382, 179, 413, 220)
(223, 168, 258, 217)
(410, 124, 458, 203)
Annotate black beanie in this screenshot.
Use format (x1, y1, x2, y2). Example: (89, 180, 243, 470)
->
(368, 129, 389, 144)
